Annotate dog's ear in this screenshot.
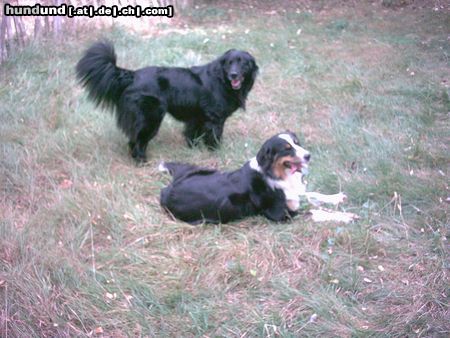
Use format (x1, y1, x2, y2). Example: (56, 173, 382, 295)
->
(248, 57, 259, 82)
(256, 142, 275, 174)
(239, 54, 259, 109)
(245, 52, 259, 75)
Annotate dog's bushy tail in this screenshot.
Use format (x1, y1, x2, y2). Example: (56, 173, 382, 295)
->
(76, 41, 134, 111)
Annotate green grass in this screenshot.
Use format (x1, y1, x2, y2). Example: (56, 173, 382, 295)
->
(1, 2, 449, 337)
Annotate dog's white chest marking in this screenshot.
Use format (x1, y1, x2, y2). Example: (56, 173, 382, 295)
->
(268, 172, 306, 211)
(250, 157, 305, 211)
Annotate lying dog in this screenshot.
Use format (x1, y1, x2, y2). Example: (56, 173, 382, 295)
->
(76, 41, 258, 162)
(159, 131, 358, 224)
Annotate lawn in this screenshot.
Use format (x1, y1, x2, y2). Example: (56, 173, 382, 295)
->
(0, 1, 448, 337)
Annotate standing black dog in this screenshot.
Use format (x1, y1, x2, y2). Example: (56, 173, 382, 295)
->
(76, 41, 259, 162)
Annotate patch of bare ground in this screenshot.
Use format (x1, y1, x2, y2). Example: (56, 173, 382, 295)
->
(320, 40, 397, 69)
(301, 105, 335, 145)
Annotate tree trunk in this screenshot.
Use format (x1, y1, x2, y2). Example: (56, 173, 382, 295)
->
(13, 16, 26, 47)
(0, 15, 8, 62)
(53, 0, 63, 39)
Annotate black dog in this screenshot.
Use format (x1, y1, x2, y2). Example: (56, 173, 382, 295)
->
(76, 41, 258, 162)
(159, 132, 312, 224)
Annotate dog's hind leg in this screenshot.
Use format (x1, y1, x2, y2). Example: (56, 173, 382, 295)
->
(203, 119, 224, 150)
(131, 127, 159, 162)
(131, 114, 164, 163)
(183, 119, 204, 147)
(121, 95, 165, 163)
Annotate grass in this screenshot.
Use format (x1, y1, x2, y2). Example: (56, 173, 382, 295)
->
(1, 2, 449, 337)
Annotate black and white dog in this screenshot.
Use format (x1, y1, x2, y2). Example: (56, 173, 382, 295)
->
(76, 41, 259, 162)
(159, 131, 358, 224)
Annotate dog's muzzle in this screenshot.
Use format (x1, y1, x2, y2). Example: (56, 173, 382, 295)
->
(229, 72, 243, 90)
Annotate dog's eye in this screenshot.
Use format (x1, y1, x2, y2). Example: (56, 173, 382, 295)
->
(293, 139, 300, 145)
(285, 144, 292, 150)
